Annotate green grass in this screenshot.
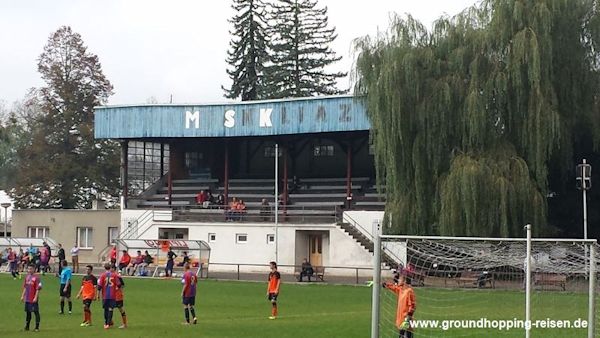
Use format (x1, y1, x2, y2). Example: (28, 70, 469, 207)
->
(0, 274, 592, 337)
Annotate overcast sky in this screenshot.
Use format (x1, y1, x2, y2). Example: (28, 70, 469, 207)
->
(0, 0, 476, 107)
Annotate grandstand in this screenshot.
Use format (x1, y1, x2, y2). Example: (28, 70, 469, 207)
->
(95, 95, 386, 274)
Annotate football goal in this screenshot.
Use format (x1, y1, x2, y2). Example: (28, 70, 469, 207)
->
(370, 224, 598, 338)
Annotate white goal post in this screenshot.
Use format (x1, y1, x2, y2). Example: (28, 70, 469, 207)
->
(371, 223, 599, 338)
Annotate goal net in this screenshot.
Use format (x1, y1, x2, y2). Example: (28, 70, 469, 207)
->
(372, 232, 599, 338)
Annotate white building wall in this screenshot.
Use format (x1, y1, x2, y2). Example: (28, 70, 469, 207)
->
(119, 209, 389, 277)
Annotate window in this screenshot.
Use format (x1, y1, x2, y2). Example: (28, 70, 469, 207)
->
(263, 146, 282, 158)
(208, 233, 216, 243)
(127, 141, 169, 196)
(108, 227, 119, 245)
(267, 234, 275, 244)
(28, 227, 49, 238)
(236, 233, 248, 244)
(77, 227, 94, 249)
(313, 145, 334, 157)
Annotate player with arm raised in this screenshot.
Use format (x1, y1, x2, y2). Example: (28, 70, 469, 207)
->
(181, 263, 198, 325)
(383, 274, 416, 338)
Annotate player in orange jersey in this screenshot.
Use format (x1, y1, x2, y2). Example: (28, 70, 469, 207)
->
(110, 265, 128, 329)
(76, 265, 97, 327)
(266, 261, 281, 320)
(383, 274, 416, 338)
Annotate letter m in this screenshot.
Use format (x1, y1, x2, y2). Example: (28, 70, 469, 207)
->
(185, 111, 200, 129)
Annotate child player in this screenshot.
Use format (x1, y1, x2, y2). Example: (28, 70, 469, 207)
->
(76, 265, 97, 327)
(267, 261, 281, 320)
(21, 264, 42, 331)
(181, 262, 198, 325)
(111, 265, 128, 328)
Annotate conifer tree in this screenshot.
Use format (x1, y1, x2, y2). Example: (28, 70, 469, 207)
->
(223, 0, 269, 101)
(265, 0, 346, 98)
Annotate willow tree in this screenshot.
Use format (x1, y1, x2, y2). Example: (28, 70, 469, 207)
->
(353, 0, 600, 236)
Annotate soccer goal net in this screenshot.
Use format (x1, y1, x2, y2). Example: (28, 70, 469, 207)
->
(371, 227, 599, 338)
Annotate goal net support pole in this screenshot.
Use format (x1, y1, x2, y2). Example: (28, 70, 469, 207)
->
(371, 220, 382, 338)
(589, 243, 596, 338)
(525, 224, 532, 338)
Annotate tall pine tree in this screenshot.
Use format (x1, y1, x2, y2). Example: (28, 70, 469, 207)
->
(265, 0, 346, 98)
(11, 26, 120, 209)
(223, 0, 269, 101)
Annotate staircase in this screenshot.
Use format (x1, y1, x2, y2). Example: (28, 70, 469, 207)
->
(337, 217, 402, 270)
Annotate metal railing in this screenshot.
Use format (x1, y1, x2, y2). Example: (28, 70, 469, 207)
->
(170, 204, 341, 224)
(341, 213, 404, 269)
(206, 262, 373, 285)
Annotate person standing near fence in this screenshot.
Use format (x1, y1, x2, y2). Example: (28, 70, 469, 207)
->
(8, 247, 20, 280)
(383, 275, 416, 338)
(71, 244, 79, 274)
(165, 247, 177, 277)
(21, 264, 42, 332)
(267, 261, 281, 320)
(56, 244, 66, 275)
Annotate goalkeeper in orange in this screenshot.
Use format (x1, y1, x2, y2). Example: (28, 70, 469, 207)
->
(383, 273, 416, 338)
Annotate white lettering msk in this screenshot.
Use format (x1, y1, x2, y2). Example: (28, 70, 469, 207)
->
(224, 110, 236, 128)
(185, 111, 200, 129)
(259, 108, 273, 127)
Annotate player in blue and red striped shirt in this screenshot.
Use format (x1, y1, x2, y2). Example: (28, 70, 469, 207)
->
(181, 263, 198, 325)
(21, 264, 42, 331)
(97, 263, 121, 329)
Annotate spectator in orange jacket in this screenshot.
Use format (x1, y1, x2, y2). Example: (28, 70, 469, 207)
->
(383, 274, 416, 338)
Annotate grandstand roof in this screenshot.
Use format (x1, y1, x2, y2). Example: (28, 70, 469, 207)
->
(94, 95, 370, 139)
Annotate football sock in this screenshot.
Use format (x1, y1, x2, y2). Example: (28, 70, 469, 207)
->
(68, 301, 72, 312)
(184, 308, 190, 323)
(104, 308, 109, 325)
(190, 307, 196, 319)
(25, 311, 31, 329)
(34, 311, 40, 329)
(107, 309, 114, 325)
(272, 304, 278, 317)
(60, 301, 64, 313)
(121, 312, 127, 325)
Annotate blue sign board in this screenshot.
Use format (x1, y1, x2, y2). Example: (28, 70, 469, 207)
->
(94, 95, 370, 139)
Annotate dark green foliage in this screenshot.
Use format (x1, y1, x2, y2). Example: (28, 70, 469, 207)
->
(354, 0, 600, 236)
(10, 26, 120, 209)
(223, 0, 270, 101)
(265, 0, 346, 98)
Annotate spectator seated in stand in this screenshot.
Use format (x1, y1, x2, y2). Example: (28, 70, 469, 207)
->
(138, 250, 154, 276)
(216, 193, 225, 206)
(260, 199, 270, 221)
(298, 258, 314, 282)
(206, 190, 214, 206)
(195, 190, 209, 208)
(236, 199, 247, 221)
(226, 197, 239, 221)
(127, 250, 144, 275)
(177, 251, 190, 267)
(118, 250, 131, 272)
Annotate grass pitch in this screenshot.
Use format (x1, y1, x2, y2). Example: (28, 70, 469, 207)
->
(0, 274, 592, 337)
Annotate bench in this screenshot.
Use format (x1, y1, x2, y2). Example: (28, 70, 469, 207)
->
(294, 266, 326, 282)
(534, 273, 567, 291)
(455, 271, 494, 288)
